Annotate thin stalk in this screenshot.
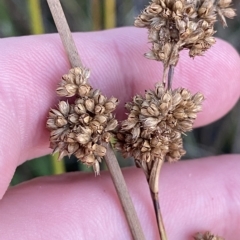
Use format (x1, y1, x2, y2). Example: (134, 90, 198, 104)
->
(52, 153, 65, 174)
(162, 65, 169, 86)
(28, 0, 65, 175)
(91, 0, 102, 30)
(150, 191, 168, 240)
(103, 0, 116, 29)
(46, 1, 145, 239)
(148, 158, 168, 240)
(162, 43, 178, 87)
(167, 65, 174, 90)
(46, 0, 82, 68)
(28, 0, 44, 34)
(104, 143, 145, 240)
(155, 52, 175, 240)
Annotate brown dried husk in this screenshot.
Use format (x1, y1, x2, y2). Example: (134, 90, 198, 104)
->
(47, 67, 119, 175)
(194, 231, 224, 240)
(116, 82, 204, 165)
(134, 0, 236, 67)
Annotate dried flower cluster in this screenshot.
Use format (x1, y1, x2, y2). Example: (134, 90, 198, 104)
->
(116, 83, 203, 165)
(194, 231, 224, 240)
(114, 0, 235, 238)
(47, 67, 119, 174)
(134, 0, 235, 69)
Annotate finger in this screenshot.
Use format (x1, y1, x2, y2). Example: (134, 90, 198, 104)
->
(0, 155, 239, 239)
(0, 27, 239, 198)
(1, 27, 240, 156)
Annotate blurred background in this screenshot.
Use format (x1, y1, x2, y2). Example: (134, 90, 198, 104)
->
(0, 0, 239, 185)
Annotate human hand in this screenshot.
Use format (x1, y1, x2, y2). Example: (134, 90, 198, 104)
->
(0, 27, 239, 239)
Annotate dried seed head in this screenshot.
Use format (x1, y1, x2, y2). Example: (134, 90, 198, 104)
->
(216, 0, 236, 27)
(116, 83, 203, 164)
(92, 144, 107, 157)
(47, 67, 119, 175)
(134, 0, 235, 67)
(56, 67, 92, 98)
(194, 231, 224, 240)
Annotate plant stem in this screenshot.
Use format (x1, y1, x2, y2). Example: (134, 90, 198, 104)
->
(149, 158, 168, 240)
(103, 0, 116, 29)
(91, 0, 102, 31)
(28, 0, 44, 34)
(167, 65, 174, 90)
(47, 0, 82, 68)
(150, 191, 168, 240)
(51, 153, 65, 174)
(46, 1, 145, 239)
(104, 143, 145, 240)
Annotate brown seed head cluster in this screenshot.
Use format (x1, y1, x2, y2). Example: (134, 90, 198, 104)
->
(134, 0, 235, 66)
(116, 83, 203, 163)
(194, 231, 224, 240)
(217, 0, 236, 27)
(47, 67, 119, 175)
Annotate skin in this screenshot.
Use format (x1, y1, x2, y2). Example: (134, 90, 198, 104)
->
(0, 27, 239, 240)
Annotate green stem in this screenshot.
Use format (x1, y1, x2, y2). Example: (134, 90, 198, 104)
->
(103, 0, 116, 29)
(28, 0, 44, 34)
